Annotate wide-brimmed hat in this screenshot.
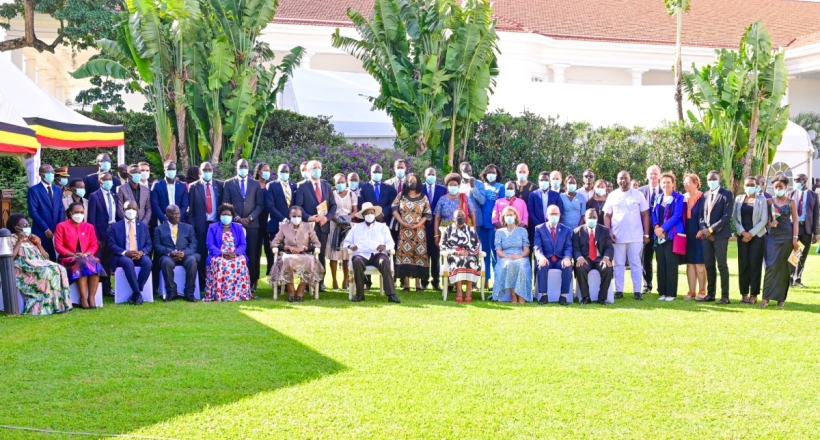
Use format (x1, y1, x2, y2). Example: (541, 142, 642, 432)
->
(356, 202, 383, 219)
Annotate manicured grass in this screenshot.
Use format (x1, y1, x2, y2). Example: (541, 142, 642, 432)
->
(2, 248, 820, 439)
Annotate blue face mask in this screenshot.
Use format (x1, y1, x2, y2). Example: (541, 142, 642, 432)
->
(59, 178, 68, 187)
(202, 171, 213, 182)
(517, 173, 528, 182)
(505, 189, 515, 198)
(336, 183, 347, 192)
(426, 175, 436, 185)
(100, 161, 111, 172)
(311, 169, 322, 179)
(238, 168, 249, 178)
(567, 184, 577, 193)
(595, 188, 607, 197)
(372, 172, 383, 182)
(586, 219, 597, 229)
(75, 188, 86, 198)
(396, 169, 406, 179)
(744, 186, 756, 196)
(261, 171, 271, 181)
(278, 172, 289, 182)
(551, 180, 561, 190)
(220, 215, 232, 226)
(131, 173, 141, 184)
(539, 181, 550, 191)
(102, 180, 113, 191)
(795, 182, 804, 191)
(165, 170, 177, 180)
(349, 181, 359, 190)
(548, 214, 560, 225)
(775, 189, 786, 197)
(448, 186, 459, 196)
(505, 215, 516, 225)
(43, 172, 55, 184)
(486, 173, 497, 183)
(707, 180, 719, 190)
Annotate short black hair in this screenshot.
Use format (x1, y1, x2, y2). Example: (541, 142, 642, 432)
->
(444, 173, 462, 186)
(771, 175, 789, 186)
(68, 178, 83, 188)
(538, 171, 550, 180)
(218, 203, 235, 217)
(6, 213, 25, 231)
(66, 201, 85, 217)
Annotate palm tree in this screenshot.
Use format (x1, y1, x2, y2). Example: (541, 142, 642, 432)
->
(664, 0, 690, 121)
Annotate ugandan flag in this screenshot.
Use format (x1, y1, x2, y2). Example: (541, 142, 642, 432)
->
(24, 117, 124, 149)
(0, 120, 38, 155)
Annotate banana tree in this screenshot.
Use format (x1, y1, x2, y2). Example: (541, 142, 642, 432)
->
(664, 0, 690, 122)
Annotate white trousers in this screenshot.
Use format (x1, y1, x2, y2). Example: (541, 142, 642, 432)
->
(613, 242, 644, 293)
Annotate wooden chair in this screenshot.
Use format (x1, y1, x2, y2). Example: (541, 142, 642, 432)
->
(271, 248, 321, 300)
(347, 248, 395, 300)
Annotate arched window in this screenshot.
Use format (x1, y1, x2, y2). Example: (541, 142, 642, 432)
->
(767, 162, 793, 193)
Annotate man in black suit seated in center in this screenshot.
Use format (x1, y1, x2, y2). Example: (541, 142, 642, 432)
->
(572, 208, 615, 305)
(292, 160, 337, 291)
(154, 205, 200, 302)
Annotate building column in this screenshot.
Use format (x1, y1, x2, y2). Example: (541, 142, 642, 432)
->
(55, 83, 64, 104)
(301, 51, 315, 70)
(551, 63, 570, 83)
(24, 56, 36, 81)
(629, 68, 649, 86)
(10, 49, 23, 70)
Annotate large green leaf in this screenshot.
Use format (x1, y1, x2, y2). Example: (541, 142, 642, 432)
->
(207, 36, 235, 90)
(71, 59, 134, 80)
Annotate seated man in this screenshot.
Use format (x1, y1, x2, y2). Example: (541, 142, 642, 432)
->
(109, 200, 153, 305)
(572, 208, 614, 305)
(534, 204, 573, 305)
(154, 205, 200, 302)
(343, 202, 400, 304)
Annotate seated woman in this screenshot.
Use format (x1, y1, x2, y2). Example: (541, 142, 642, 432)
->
(6, 213, 72, 315)
(493, 206, 532, 303)
(204, 203, 251, 302)
(440, 209, 482, 303)
(269, 206, 325, 302)
(53, 202, 104, 309)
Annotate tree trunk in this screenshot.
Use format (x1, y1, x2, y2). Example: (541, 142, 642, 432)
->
(674, 11, 684, 121)
(447, 115, 456, 170)
(743, 105, 760, 183)
(0, 0, 64, 53)
(175, 98, 189, 170)
(210, 119, 223, 165)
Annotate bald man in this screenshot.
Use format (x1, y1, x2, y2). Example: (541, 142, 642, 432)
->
(638, 164, 661, 294)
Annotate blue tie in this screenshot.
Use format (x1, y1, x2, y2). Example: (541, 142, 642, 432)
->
(375, 183, 380, 201)
(240, 178, 246, 198)
(106, 191, 114, 223)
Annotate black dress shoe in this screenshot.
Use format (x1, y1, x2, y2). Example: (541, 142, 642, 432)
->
(387, 294, 401, 303)
(185, 296, 197, 302)
(351, 294, 364, 302)
(432, 285, 441, 292)
(538, 295, 549, 305)
(295, 296, 304, 302)
(642, 286, 652, 295)
(133, 295, 144, 305)
(596, 299, 608, 305)
(559, 296, 569, 306)
(696, 296, 715, 302)
(287, 296, 295, 303)
(717, 298, 730, 305)
(319, 283, 326, 292)
(364, 285, 372, 290)
(250, 294, 259, 300)
(250, 283, 257, 293)
(163, 294, 177, 302)
(794, 281, 806, 288)
(614, 292, 624, 299)
(581, 297, 592, 305)
(634, 292, 643, 300)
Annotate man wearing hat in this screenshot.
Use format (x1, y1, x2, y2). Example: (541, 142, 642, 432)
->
(343, 202, 400, 303)
(54, 166, 70, 191)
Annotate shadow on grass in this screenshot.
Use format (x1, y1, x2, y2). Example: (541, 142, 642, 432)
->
(0, 303, 345, 437)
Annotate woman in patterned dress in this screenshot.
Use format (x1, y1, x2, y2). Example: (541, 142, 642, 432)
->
(7, 214, 72, 315)
(270, 206, 325, 302)
(392, 173, 432, 291)
(493, 206, 533, 303)
(440, 209, 482, 302)
(327, 173, 358, 290)
(204, 203, 251, 302)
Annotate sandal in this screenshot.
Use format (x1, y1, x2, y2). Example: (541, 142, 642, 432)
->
(759, 300, 769, 309)
(741, 296, 749, 304)
(683, 292, 695, 300)
(455, 296, 463, 303)
(749, 296, 758, 305)
(465, 296, 473, 303)
(777, 302, 785, 309)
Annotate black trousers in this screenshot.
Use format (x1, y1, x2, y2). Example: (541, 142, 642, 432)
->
(574, 260, 613, 300)
(791, 223, 813, 283)
(95, 237, 114, 296)
(262, 230, 274, 277)
(315, 223, 329, 275)
(196, 222, 215, 290)
(159, 254, 199, 297)
(352, 253, 396, 298)
(704, 237, 730, 299)
(422, 224, 440, 289)
(655, 240, 679, 298)
(244, 227, 262, 286)
(643, 240, 654, 290)
(738, 235, 765, 297)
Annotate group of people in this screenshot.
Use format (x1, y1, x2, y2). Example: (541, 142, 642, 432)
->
(9, 154, 814, 315)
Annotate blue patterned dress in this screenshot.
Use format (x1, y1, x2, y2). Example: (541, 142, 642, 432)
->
(492, 226, 533, 301)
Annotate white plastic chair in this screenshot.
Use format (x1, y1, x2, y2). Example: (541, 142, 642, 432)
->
(439, 226, 486, 301)
(347, 248, 395, 300)
(113, 267, 154, 304)
(271, 248, 321, 300)
(534, 268, 575, 303)
(158, 265, 201, 300)
(70, 283, 103, 307)
(573, 269, 615, 303)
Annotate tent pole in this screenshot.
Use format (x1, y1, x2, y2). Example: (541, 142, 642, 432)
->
(117, 144, 125, 166)
(24, 148, 41, 186)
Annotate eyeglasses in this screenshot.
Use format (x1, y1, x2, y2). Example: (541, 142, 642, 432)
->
(583, 174, 594, 178)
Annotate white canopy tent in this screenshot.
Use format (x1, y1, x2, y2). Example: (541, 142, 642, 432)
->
(770, 120, 813, 184)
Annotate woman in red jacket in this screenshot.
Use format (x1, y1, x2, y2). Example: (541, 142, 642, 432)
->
(54, 202, 105, 309)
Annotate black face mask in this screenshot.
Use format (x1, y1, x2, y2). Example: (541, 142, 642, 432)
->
(456, 216, 466, 226)
(407, 182, 417, 190)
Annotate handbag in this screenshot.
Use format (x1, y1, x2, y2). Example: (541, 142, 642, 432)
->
(672, 233, 687, 255)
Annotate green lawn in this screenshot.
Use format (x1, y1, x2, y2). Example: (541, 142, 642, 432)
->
(2, 248, 820, 439)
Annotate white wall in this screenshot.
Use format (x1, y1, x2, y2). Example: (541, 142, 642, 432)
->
(565, 66, 632, 86)
(789, 78, 820, 116)
(643, 70, 674, 86)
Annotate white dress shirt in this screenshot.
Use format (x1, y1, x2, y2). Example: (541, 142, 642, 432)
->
(202, 179, 217, 222)
(102, 188, 116, 224)
(166, 180, 176, 206)
(343, 221, 395, 258)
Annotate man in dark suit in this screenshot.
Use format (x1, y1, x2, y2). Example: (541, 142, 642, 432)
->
(572, 208, 614, 305)
(697, 170, 734, 304)
(154, 205, 199, 302)
(27, 164, 64, 261)
(534, 205, 574, 305)
(293, 160, 337, 291)
(638, 164, 661, 295)
(84, 153, 121, 197)
(87, 172, 121, 296)
(151, 160, 189, 226)
(422, 167, 447, 290)
(528, 171, 564, 228)
(116, 164, 152, 224)
(187, 161, 223, 289)
(223, 158, 264, 292)
(266, 164, 296, 240)
(789, 173, 819, 287)
(109, 201, 153, 305)
(358, 164, 397, 223)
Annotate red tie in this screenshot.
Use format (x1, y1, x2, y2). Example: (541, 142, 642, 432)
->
(314, 182, 322, 202)
(589, 230, 597, 261)
(398, 180, 403, 193)
(550, 227, 557, 262)
(205, 182, 213, 215)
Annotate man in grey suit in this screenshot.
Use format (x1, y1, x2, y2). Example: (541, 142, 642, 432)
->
(637, 164, 660, 295)
(789, 173, 819, 287)
(154, 205, 200, 302)
(117, 164, 152, 224)
(223, 158, 265, 292)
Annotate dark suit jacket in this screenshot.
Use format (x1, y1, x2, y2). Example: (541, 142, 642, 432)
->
(84, 173, 121, 198)
(639, 185, 660, 237)
(188, 179, 224, 237)
(699, 187, 734, 239)
(788, 188, 820, 235)
(358, 181, 397, 222)
(87, 189, 122, 242)
(223, 176, 264, 229)
(153, 222, 197, 257)
(151, 179, 190, 225)
(527, 189, 564, 227)
(292, 179, 337, 234)
(422, 183, 447, 221)
(265, 180, 297, 234)
(27, 183, 64, 238)
(116, 182, 152, 224)
(572, 224, 615, 262)
(533, 222, 573, 261)
(108, 219, 152, 256)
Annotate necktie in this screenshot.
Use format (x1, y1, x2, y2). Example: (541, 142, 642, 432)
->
(46, 185, 53, 204)
(240, 178, 246, 198)
(284, 183, 291, 206)
(106, 191, 114, 223)
(375, 183, 380, 201)
(798, 191, 804, 217)
(314, 182, 322, 202)
(427, 185, 433, 204)
(550, 227, 558, 262)
(398, 180, 403, 193)
(589, 229, 597, 260)
(129, 222, 136, 251)
(172, 224, 178, 243)
(205, 183, 213, 215)
(651, 188, 656, 207)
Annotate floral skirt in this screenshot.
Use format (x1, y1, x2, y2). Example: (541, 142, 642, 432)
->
(59, 256, 106, 284)
(204, 255, 251, 301)
(269, 254, 325, 285)
(15, 259, 72, 315)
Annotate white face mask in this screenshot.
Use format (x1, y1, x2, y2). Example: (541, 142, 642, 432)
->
(125, 209, 137, 220)
(290, 217, 302, 226)
(365, 214, 376, 223)
(71, 213, 84, 223)
(140, 171, 150, 181)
